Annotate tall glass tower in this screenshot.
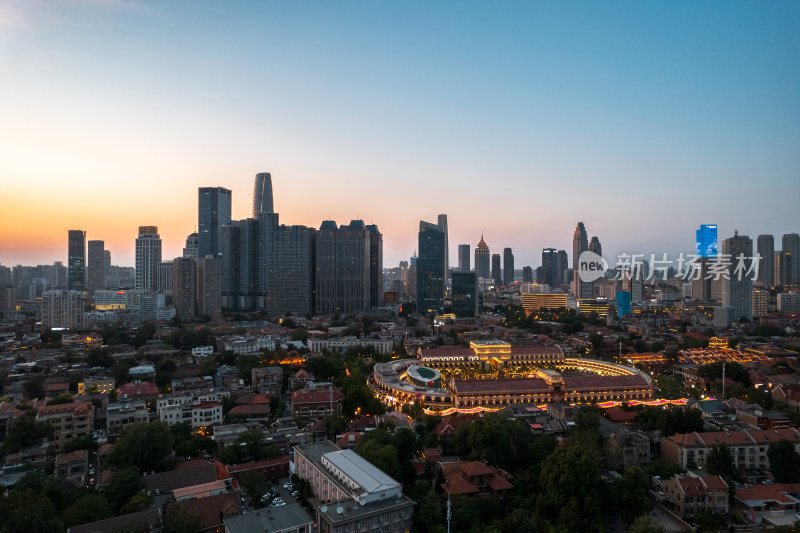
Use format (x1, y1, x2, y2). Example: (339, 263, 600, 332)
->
(417, 219, 446, 315)
(67, 230, 86, 290)
(252, 172, 274, 218)
(198, 187, 232, 258)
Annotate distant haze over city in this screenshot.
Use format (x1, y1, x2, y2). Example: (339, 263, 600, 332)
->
(1, 2, 798, 268)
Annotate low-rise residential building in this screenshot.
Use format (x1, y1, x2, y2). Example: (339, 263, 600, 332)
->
(157, 389, 229, 427)
(78, 378, 116, 396)
(291, 385, 344, 424)
(224, 502, 315, 533)
(252, 366, 283, 397)
(54, 449, 89, 484)
(662, 428, 800, 471)
(107, 400, 149, 438)
(659, 473, 729, 518)
(440, 461, 514, 499)
(736, 483, 800, 527)
(36, 401, 94, 452)
(219, 335, 275, 355)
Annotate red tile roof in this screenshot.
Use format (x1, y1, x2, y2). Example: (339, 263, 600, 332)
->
(118, 381, 160, 398)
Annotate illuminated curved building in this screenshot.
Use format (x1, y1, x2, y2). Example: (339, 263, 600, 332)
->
(370, 339, 653, 410)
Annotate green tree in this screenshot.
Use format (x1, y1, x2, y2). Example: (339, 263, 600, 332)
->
(103, 468, 144, 511)
(647, 458, 685, 480)
(62, 433, 98, 454)
(163, 501, 201, 533)
(705, 444, 735, 478)
(0, 411, 54, 456)
(63, 494, 115, 527)
(0, 490, 62, 533)
(323, 414, 348, 439)
(239, 470, 272, 507)
(768, 439, 800, 483)
(355, 439, 402, 481)
(613, 467, 651, 525)
(22, 376, 45, 400)
(627, 514, 666, 533)
(537, 446, 607, 533)
(110, 422, 173, 473)
(119, 490, 152, 515)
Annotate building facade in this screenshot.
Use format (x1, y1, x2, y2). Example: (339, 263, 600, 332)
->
(87, 240, 105, 291)
(198, 186, 232, 259)
(417, 218, 446, 315)
(67, 229, 86, 290)
(135, 226, 162, 291)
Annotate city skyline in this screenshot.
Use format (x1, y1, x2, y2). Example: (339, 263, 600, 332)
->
(1, 1, 799, 268)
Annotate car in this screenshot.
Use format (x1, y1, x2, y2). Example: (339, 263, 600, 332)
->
(283, 483, 290, 489)
(291, 490, 299, 497)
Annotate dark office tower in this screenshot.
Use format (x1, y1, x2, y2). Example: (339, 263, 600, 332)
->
(783, 233, 800, 284)
(104, 250, 111, 272)
(417, 219, 446, 315)
(452, 271, 478, 317)
(267, 222, 316, 316)
(491, 254, 502, 286)
(474, 234, 490, 279)
(503, 248, 514, 286)
(87, 240, 105, 291)
(572, 223, 588, 271)
(721, 231, 753, 322)
(316, 220, 370, 315)
(756, 234, 775, 287)
(252, 172, 274, 218)
(135, 226, 162, 291)
(557, 250, 568, 286)
(458, 244, 471, 272)
(183, 232, 199, 259)
(696, 224, 718, 258)
(542, 248, 558, 287)
(198, 187, 232, 258)
(221, 218, 262, 310)
(367, 225, 383, 308)
(172, 257, 196, 320)
(589, 236, 602, 258)
(438, 215, 449, 288)
(196, 255, 222, 318)
(67, 230, 86, 290)
(522, 266, 533, 283)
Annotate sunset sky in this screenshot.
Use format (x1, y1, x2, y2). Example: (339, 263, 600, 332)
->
(1, 1, 798, 269)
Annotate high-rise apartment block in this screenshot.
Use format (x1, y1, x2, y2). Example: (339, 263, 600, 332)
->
(316, 220, 371, 315)
(183, 232, 199, 259)
(782, 233, 800, 285)
(757, 234, 775, 287)
(452, 271, 478, 317)
(198, 187, 232, 258)
(542, 248, 558, 288)
(267, 219, 316, 317)
(172, 257, 196, 320)
(196, 255, 222, 318)
(67, 230, 86, 290)
(491, 254, 502, 286)
(720, 231, 753, 324)
(135, 226, 162, 291)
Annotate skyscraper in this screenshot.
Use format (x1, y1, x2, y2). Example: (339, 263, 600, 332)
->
(491, 254, 502, 286)
(782, 233, 800, 284)
(67, 230, 86, 290)
(756, 234, 774, 287)
(721, 231, 753, 323)
(474, 234, 490, 280)
(417, 218, 446, 314)
(572, 222, 590, 298)
(572, 223, 588, 271)
(266, 219, 316, 316)
(198, 187, 232, 258)
(196, 255, 222, 318)
(457, 244, 471, 272)
(589, 236, 602, 257)
(696, 224, 718, 258)
(135, 226, 162, 291)
(87, 240, 105, 291)
(522, 266, 533, 283)
(172, 257, 196, 320)
(452, 271, 478, 317)
(503, 248, 514, 286)
(221, 218, 265, 310)
(542, 248, 558, 287)
(252, 172, 274, 218)
(438, 214, 448, 291)
(557, 250, 568, 286)
(367, 224, 383, 309)
(316, 220, 371, 315)
(183, 232, 199, 259)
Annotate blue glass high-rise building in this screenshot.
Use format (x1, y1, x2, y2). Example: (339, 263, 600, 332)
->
(417, 218, 446, 315)
(696, 224, 718, 258)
